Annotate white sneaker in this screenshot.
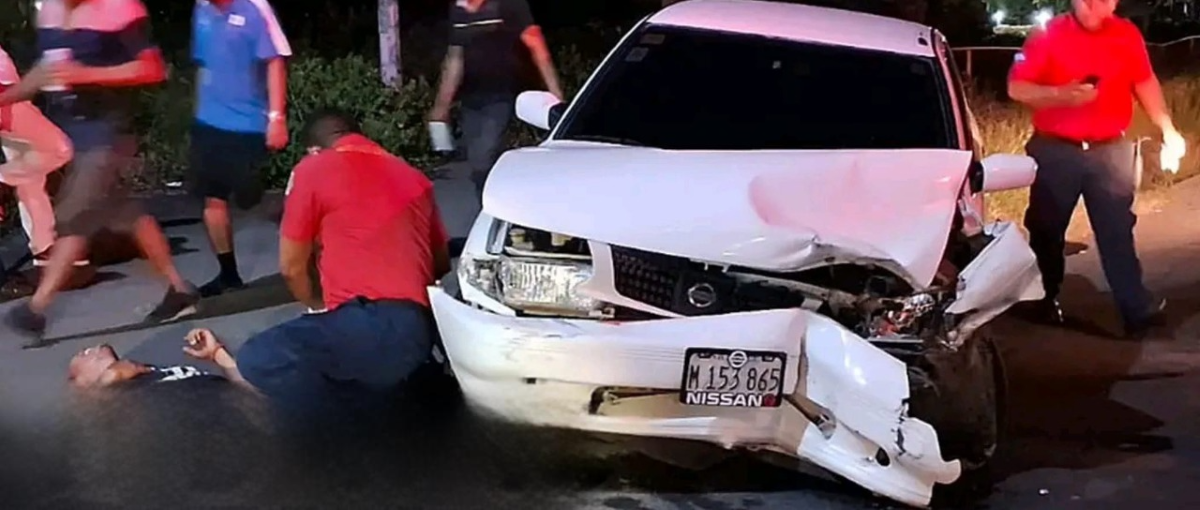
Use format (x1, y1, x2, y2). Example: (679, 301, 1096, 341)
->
(32, 246, 91, 267)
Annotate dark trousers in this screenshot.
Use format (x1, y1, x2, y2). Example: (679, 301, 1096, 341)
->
(235, 298, 434, 420)
(1023, 133, 1153, 326)
(187, 121, 268, 210)
(461, 98, 514, 198)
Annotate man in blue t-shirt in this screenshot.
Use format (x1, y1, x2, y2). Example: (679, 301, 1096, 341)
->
(191, 0, 292, 297)
(0, 0, 200, 337)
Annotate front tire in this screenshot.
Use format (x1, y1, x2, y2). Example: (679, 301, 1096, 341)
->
(906, 333, 1007, 499)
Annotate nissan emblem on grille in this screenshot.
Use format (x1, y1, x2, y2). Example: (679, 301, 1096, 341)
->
(686, 283, 717, 308)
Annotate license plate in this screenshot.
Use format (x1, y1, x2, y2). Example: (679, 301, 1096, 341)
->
(680, 348, 786, 408)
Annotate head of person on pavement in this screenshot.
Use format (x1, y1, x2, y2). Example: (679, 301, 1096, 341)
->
(67, 332, 232, 390)
(197, 107, 453, 422)
(1006, 0, 1185, 339)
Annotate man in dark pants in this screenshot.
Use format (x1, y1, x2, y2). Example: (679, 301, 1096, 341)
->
(190, 0, 291, 297)
(429, 0, 563, 198)
(1008, 0, 1187, 338)
(229, 109, 452, 418)
(0, 0, 200, 336)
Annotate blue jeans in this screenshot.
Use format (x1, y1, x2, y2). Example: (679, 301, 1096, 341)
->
(236, 298, 434, 420)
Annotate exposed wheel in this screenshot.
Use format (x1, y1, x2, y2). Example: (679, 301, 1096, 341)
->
(905, 333, 1007, 501)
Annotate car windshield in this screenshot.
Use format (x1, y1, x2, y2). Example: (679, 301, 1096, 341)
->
(556, 25, 956, 151)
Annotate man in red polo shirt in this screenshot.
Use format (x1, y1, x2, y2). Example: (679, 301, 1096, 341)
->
(195, 108, 452, 417)
(1008, 0, 1186, 339)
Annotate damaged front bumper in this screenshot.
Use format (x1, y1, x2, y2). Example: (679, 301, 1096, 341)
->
(429, 285, 962, 507)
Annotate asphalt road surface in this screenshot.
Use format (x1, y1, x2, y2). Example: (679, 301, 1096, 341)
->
(4, 177, 1200, 510)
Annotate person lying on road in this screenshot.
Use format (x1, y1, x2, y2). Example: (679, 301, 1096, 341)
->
(66, 328, 251, 390)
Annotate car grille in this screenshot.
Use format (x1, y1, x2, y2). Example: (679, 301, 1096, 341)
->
(609, 245, 819, 317)
(609, 245, 750, 316)
(610, 246, 687, 311)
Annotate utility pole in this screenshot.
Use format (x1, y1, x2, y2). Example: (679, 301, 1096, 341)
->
(378, 0, 400, 87)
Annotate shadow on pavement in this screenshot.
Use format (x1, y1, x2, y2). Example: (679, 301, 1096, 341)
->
(988, 273, 1199, 486)
(0, 233, 197, 305)
(27, 274, 295, 348)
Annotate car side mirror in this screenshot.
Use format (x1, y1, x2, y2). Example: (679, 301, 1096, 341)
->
(515, 90, 566, 131)
(971, 154, 1038, 193)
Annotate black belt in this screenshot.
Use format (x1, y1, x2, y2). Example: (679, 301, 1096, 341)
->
(348, 296, 434, 317)
(1035, 131, 1125, 151)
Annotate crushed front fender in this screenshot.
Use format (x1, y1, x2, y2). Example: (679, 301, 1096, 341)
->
(430, 286, 961, 507)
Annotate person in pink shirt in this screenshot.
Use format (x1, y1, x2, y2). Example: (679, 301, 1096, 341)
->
(0, 45, 74, 266)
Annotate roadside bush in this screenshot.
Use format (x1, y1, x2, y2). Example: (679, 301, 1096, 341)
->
(265, 55, 437, 183)
(135, 45, 594, 190)
(133, 63, 196, 189)
(135, 54, 437, 189)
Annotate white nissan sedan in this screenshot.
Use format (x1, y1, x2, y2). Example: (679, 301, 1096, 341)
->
(428, 0, 1045, 507)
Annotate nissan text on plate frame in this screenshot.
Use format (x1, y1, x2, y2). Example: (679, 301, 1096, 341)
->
(427, 0, 1045, 507)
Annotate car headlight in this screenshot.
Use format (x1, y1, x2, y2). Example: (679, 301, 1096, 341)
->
(458, 254, 607, 317)
(498, 257, 600, 315)
(458, 253, 500, 298)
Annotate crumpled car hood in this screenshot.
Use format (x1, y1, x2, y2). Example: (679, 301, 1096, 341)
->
(482, 145, 974, 287)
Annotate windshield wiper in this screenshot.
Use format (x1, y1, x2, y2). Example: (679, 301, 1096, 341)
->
(567, 134, 649, 147)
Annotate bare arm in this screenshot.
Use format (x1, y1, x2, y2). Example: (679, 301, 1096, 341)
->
(0, 70, 44, 107)
(280, 237, 322, 310)
(266, 57, 287, 116)
(521, 26, 563, 99)
(279, 162, 324, 310)
(213, 346, 258, 392)
(1007, 80, 1072, 109)
(431, 46, 463, 118)
(1134, 75, 1175, 133)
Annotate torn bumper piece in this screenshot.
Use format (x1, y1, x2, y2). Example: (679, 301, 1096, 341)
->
(429, 286, 962, 507)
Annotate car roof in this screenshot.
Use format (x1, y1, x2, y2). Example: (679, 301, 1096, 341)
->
(645, 0, 937, 58)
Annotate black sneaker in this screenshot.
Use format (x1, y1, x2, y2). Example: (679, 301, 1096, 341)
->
(144, 286, 200, 324)
(1123, 298, 1168, 340)
(199, 275, 246, 298)
(5, 303, 46, 338)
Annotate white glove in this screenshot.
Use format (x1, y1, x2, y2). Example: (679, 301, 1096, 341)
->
(1161, 128, 1186, 174)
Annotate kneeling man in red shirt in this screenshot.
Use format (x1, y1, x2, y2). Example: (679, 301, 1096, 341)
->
(193, 108, 451, 416)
